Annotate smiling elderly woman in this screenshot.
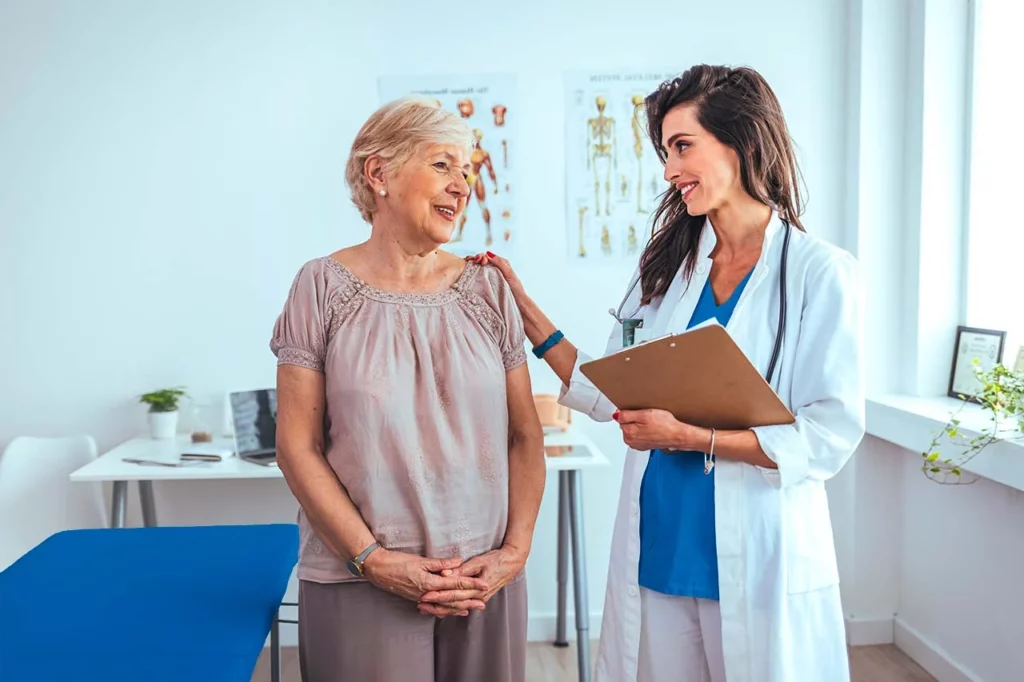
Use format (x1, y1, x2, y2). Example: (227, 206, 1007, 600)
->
(269, 97, 545, 682)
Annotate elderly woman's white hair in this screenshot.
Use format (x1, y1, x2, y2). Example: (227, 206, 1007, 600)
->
(345, 96, 475, 223)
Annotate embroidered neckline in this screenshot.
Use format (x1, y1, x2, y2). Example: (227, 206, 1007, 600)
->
(321, 256, 478, 306)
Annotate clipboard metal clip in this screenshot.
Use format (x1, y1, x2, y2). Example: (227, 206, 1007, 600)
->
(621, 332, 672, 358)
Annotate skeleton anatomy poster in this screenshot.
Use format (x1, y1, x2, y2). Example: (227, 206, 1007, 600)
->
(564, 69, 677, 263)
(378, 73, 518, 257)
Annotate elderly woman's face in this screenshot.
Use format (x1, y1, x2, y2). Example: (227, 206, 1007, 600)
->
(388, 143, 472, 244)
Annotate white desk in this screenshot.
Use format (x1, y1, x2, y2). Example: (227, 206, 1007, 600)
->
(70, 426, 609, 682)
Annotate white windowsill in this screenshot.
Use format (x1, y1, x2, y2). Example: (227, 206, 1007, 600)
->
(866, 395, 1024, 492)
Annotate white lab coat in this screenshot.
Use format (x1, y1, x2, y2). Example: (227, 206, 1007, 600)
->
(559, 212, 865, 682)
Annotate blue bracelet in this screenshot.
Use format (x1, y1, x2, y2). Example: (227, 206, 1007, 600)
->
(532, 330, 564, 359)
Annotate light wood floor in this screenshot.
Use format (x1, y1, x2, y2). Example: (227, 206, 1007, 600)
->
(252, 642, 936, 681)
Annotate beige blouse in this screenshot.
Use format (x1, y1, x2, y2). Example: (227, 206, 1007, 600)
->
(269, 256, 527, 583)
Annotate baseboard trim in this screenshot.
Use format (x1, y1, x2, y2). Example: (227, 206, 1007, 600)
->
(265, 625, 299, 649)
(527, 611, 603, 643)
(844, 615, 894, 646)
(893, 617, 982, 682)
(266, 608, 984, 682)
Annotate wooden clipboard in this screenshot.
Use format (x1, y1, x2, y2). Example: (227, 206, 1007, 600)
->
(579, 323, 795, 430)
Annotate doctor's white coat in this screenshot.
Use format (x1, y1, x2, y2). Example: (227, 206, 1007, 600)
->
(559, 213, 866, 682)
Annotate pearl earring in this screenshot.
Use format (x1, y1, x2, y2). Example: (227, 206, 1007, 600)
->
(379, 188, 387, 196)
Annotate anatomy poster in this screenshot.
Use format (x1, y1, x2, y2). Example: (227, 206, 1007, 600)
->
(378, 73, 518, 256)
(564, 69, 678, 263)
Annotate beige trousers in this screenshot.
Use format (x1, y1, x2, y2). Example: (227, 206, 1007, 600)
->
(297, 573, 527, 682)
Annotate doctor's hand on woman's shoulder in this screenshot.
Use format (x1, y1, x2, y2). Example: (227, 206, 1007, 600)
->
(466, 252, 528, 306)
(467, 251, 595, 397)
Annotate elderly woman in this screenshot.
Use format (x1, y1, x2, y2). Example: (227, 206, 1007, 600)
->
(269, 97, 545, 682)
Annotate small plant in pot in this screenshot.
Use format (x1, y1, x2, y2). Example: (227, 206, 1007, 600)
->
(922, 361, 1024, 484)
(140, 387, 187, 439)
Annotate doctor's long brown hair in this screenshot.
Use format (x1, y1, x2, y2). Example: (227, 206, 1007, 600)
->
(638, 65, 806, 306)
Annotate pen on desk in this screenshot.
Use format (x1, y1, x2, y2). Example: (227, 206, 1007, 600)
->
(122, 458, 192, 467)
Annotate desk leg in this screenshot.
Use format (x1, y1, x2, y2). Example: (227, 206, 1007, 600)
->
(110, 481, 128, 528)
(270, 613, 281, 682)
(139, 480, 158, 527)
(555, 471, 570, 648)
(568, 471, 591, 682)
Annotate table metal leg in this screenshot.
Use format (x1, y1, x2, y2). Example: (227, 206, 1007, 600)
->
(270, 613, 281, 682)
(110, 481, 127, 528)
(568, 470, 591, 682)
(138, 480, 158, 527)
(555, 471, 570, 648)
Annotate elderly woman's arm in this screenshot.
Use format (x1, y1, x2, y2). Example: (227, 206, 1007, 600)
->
(419, 363, 545, 613)
(277, 364, 489, 612)
(276, 366, 374, 560)
(502, 363, 547, 558)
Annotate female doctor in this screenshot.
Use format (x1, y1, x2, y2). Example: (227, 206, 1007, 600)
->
(462, 65, 865, 681)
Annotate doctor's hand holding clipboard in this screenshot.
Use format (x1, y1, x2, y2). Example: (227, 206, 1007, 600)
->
(465, 64, 866, 682)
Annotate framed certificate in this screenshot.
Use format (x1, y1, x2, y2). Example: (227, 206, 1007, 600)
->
(948, 326, 1006, 400)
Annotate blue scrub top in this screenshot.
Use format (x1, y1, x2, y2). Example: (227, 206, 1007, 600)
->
(638, 267, 754, 600)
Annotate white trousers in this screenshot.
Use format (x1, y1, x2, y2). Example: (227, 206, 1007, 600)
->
(637, 587, 727, 682)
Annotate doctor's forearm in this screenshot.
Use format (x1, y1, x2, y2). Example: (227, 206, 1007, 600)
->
(517, 294, 578, 387)
(684, 426, 778, 469)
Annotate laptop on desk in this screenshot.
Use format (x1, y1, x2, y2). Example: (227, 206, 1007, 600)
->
(228, 388, 279, 467)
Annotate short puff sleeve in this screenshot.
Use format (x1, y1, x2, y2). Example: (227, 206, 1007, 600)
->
(269, 260, 330, 373)
(475, 264, 527, 371)
(498, 278, 527, 371)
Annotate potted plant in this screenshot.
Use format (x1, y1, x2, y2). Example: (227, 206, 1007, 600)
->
(922, 360, 1024, 484)
(140, 387, 187, 439)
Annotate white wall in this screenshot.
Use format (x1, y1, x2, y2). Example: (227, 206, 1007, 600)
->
(893, 449, 1024, 682)
(0, 0, 851, 643)
(828, 0, 911, 636)
(842, 1, 1024, 680)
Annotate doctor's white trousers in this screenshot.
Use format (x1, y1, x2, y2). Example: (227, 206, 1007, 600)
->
(637, 587, 727, 682)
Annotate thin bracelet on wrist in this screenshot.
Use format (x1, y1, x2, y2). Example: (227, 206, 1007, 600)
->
(704, 428, 717, 475)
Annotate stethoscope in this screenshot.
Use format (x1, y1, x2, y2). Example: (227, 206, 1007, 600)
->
(610, 219, 792, 389)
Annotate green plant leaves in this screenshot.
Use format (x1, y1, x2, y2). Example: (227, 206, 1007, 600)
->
(921, 361, 1024, 485)
(139, 387, 187, 413)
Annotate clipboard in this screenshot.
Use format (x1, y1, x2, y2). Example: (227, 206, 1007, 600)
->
(579, 323, 795, 430)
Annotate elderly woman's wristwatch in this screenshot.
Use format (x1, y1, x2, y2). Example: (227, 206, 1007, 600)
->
(346, 542, 381, 577)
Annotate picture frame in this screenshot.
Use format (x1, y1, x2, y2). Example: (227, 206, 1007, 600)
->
(948, 325, 1006, 401)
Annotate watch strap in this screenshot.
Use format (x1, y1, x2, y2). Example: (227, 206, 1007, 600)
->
(351, 542, 380, 574)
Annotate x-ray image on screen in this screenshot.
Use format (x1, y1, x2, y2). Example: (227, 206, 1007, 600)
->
(229, 389, 277, 456)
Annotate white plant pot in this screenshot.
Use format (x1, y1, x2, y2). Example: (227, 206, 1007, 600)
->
(148, 410, 179, 439)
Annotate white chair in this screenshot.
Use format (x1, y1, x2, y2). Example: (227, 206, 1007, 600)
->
(0, 435, 108, 571)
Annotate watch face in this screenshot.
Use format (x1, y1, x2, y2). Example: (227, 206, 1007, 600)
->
(346, 560, 362, 577)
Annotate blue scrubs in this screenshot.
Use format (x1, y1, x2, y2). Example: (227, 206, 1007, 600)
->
(637, 268, 754, 599)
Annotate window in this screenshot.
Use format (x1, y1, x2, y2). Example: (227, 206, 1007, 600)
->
(964, 0, 1024, 366)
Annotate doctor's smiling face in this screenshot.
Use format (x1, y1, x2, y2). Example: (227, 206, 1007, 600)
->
(636, 65, 805, 306)
(660, 103, 742, 217)
(645, 65, 803, 227)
